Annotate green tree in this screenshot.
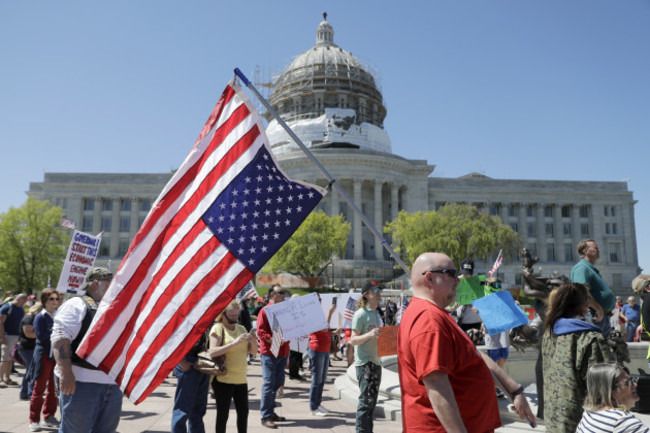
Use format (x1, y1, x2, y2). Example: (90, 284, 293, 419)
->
(0, 198, 69, 293)
(384, 203, 521, 269)
(263, 210, 351, 287)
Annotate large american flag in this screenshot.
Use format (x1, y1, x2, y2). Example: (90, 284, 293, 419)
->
(76, 81, 325, 404)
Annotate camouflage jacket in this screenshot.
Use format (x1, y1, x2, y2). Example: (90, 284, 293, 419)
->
(542, 326, 611, 433)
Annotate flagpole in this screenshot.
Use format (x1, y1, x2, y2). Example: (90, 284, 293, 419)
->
(234, 68, 410, 275)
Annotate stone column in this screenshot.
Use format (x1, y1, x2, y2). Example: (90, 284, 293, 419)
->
(110, 196, 120, 257)
(554, 204, 562, 262)
(92, 196, 102, 234)
(329, 185, 339, 217)
(537, 204, 546, 261)
(130, 197, 140, 238)
(353, 180, 362, 260)
(374, 181, 383, 260)
(518, 203, 527, 248)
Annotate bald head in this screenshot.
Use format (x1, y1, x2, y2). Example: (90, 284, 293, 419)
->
(411, 253, 458, 307)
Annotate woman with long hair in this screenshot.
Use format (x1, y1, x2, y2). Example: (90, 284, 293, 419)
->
(18, 302, 43, 401)
(577, 363, 649, 432)
(28, 289, 61, 432)
(210, 300, 257, 433)
(542, 283, 611, 433)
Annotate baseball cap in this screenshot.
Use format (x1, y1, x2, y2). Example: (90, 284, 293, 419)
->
(79, 267, 113, 291)
(459, 259, 475, 276)
(362, 280, 384, 293)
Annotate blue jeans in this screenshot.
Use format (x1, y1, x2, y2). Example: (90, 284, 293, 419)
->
(18, 348, 34, 399)
(260, 354, 287, 421)
(58, 381, 122, 433)
(626, 322, 639, 342)
(308, 349, 329, 411)
(172, 364, 210, 433)
(355, 363, 382, 433)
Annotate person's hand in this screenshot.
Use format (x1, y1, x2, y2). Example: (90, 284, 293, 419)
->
(368, 327, 381, 339)
(236, 333, 252, 345)
(592, 304, 604, 322)
(511, 393, 537, 427)
(329, 303, 337, 314)
(179, 360, 192, 372)
(59, 367, 76, 395)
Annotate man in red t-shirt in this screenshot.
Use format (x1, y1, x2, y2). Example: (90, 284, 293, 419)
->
(397, 252, 536, 432)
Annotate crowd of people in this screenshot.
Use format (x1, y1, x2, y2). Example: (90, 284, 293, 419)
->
(1, 238, 649, 432)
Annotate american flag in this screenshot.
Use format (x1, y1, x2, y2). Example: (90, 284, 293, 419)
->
(487, 249, 504, 276)
(237, 281, 259, 301)
(76, 81, 325, 404)
(343, 296, 357, 321)
(60, 217, 76, 230)
(395, 291, 409, 324)
(270, 312, 283, 357)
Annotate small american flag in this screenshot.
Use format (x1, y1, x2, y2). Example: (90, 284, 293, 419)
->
(60, 217, 76, 230)
(343, 296, 356, 321)
(487, 249, 504, 276)
(270, 313, 283, 357)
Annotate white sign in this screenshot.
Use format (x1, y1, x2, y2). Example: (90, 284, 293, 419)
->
(264, 293, 328, 340)
(319, 293, 360, 328)
(56, 230, 103, 294)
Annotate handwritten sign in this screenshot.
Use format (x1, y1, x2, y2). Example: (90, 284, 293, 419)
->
(318, 293, 360, 328)
(56, 230, 103, 295)
(456, 275, 493, 305)
(377, 325, 398, 357)
(265, 293, 328, 340)
(472, 291, 530, 336)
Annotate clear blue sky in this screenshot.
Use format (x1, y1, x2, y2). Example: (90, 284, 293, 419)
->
(1, 1, 648, 273)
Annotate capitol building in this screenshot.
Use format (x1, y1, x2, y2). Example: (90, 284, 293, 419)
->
(28, 15, 639, 291)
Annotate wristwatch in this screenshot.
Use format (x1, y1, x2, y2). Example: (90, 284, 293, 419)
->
(511, 385, 524, 397)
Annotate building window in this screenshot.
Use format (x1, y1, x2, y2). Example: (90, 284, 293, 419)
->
(83, 198, 94, 211)
(563, 223, 572, 236)
(611, 206, 616, 217)
(140, 199, 151, 212)
(612, 223, 618, 235)
(121, 199, 131, 212)
(544, 205, 553, 218)
(509, 222, 519, 233)
(119, 238, 130, 256)
(526, 205, 535, 217)
(605, 223, 611, 235)
(55, 198, 68, 209)
(101, 216, 112, 231)
(604, 206, 609, 217)
(609, 243, 621, 263)
(139, 216, 146, 228)
(545, 223, 554, 236)
(82, 216, 93, 232)
(100, 238, 111, 257)
(527, 222, 536, 237)
(527, 243, 537, 257)
(120, 216, 130, 232)
(546, 244, 555, 262)
(561, 205, 571, 218)
(612, 273, 622, 287)
(508, 204, 516, 217)
(564, 244, 573, 262)
(580, 223, 590, 236)
(514, 274, 522, 286)
(102, 199, 112, 211)
(489, 204, 500, 216)
(579, 205, 589, 218)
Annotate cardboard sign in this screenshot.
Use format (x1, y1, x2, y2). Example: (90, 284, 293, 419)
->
(472, 291, 530, 336)
(456, 275, 501, 305)
(318, 293, 360, 328)
(377, 325, 398, 357)
(264, 292, 328, 340)
(56, 230, 103, 294)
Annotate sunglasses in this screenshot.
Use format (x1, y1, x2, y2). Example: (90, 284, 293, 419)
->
(366, 287, 380, 294)
(422, 269, 458, 279)
(616, 376, 638, 388)
(48, 297, 60, 301)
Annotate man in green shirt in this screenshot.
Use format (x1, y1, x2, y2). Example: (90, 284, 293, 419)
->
(349, 281, 383, 433)
(571, 239, 616, 337)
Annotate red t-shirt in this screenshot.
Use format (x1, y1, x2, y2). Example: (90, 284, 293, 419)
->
(309, 329, 331, 352)
(256, 305, 289, 357)
(397, 297, 501, 433)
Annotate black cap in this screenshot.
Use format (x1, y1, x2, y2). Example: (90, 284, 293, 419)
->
(459, 259, 474, 276)
(362, 280, 384, 293)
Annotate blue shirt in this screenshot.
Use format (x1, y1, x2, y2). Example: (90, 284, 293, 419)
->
(622, 304, 641, 324)
(0, 302, 25, 335)
(571, 259, 616, 312)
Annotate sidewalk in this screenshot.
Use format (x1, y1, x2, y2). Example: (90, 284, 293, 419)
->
(2, 357, 539, 432)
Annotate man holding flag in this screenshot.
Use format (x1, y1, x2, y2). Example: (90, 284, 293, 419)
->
(256, 285, 290, 429)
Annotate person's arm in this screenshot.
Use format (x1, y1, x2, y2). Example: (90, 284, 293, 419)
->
(479, 351, 537, 427)
(256, 309, 272, 343)
(22, 322, 36, 339)
(208, 330, 252, 358)
(52, 338, 76, 395)
(348, 327, 381, 346)
(422, 371, 468, 433)
(620, 306, 630, 323)
(248, 332, 258, 355)
(0, 314, 7, 345)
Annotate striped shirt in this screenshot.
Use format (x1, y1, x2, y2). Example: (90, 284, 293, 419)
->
(577, 409, 650, 433)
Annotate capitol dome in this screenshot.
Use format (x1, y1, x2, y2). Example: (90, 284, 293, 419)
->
(266, 13, 391, 155)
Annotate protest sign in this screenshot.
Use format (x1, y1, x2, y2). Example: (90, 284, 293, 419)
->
(456, 275, 496, 305)
(265, 292, 328, 340)
(377, 325, 398, 357)
(56, 230, 103, 294)
(318, 293, 360, 328)
(472, 291, 530, 336)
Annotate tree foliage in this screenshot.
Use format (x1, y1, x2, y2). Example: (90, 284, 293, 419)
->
(384, 203, 521, 269)
(263, 210, 351, 284)
(0, 198, 69, 294)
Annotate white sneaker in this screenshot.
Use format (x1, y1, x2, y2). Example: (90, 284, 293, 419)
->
(41, 415, 60, 428)
(317, 404, 330, 414)
(311, 409, 327, 417)
(29, 422, 42, 432)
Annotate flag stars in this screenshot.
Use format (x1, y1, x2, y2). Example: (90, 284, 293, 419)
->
(275, 209, 282, 216)
(276, 196, 283, 204)
(267, 186, 274, 193)
(285, 219, 291, 226)
(241, 212, 248, 219)
(273, 232, 280, 239)
(244, 176, 251, 183)
(208, 216, 214, 223)
(231, 202, 238, 208)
